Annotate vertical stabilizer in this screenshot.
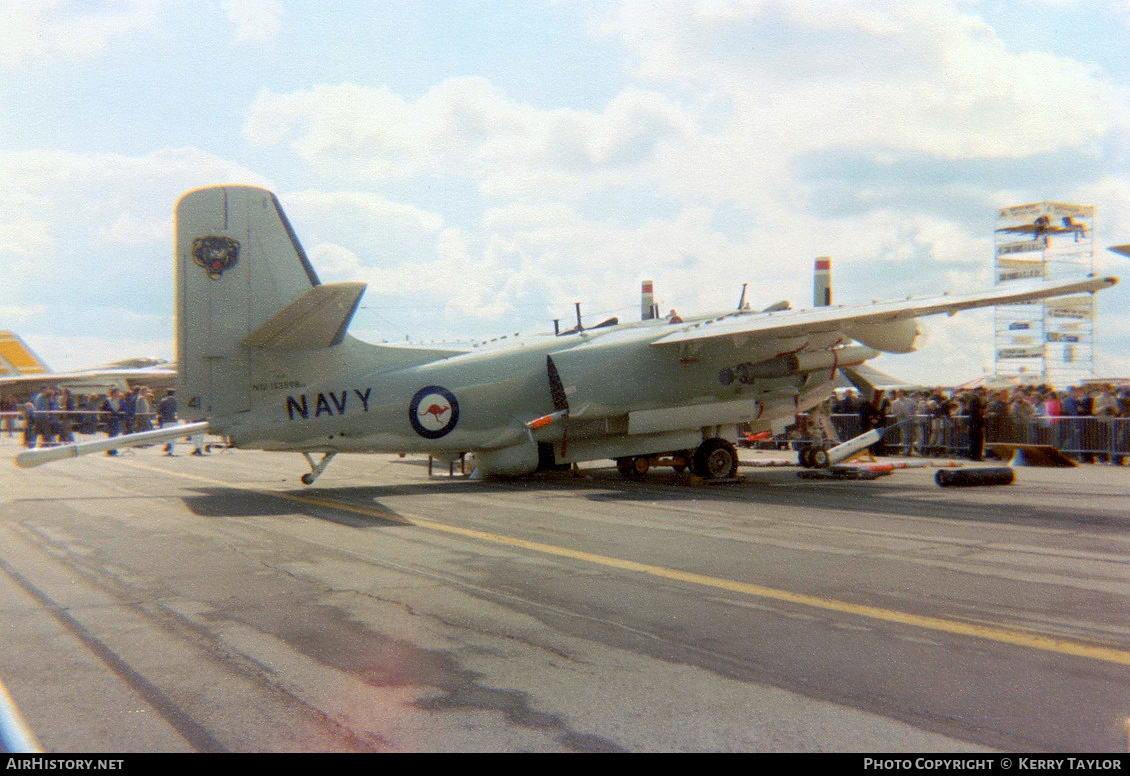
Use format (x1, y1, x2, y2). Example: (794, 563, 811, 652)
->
(0, 331, 51, 378)
(176, 186, 320, 422)
(814, 256, 832, 307)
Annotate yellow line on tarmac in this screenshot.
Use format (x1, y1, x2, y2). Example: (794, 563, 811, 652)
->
(128, 459, 1130, 668)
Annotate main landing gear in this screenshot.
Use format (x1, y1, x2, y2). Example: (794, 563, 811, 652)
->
(616, 438, 740, 481)
(692, 438, 740, 480)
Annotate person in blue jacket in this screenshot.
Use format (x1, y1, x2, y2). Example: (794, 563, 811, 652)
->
(101, 387, 126, 455)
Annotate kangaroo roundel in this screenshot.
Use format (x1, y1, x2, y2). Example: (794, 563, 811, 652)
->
(409, 386, 460, 439)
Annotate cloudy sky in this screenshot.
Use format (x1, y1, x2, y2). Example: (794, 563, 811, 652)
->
(3, 0, 1129, 386)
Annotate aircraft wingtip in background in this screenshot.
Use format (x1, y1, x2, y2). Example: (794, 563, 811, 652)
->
(0, 330, 52, 380)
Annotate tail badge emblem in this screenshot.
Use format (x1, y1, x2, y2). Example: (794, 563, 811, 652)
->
(192, 236, 240, 280)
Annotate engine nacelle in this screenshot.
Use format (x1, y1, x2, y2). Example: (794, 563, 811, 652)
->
(471, 438, 540, 477)
(850, 317, 920, 353)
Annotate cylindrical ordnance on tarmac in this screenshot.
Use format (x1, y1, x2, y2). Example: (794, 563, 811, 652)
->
(935, 467, 1016, 487)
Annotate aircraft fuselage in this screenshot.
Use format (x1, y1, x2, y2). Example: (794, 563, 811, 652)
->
(225, 317, 846, 472)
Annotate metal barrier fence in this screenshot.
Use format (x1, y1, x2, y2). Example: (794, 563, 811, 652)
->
(0, 410, 159, 447)
(827, 413, 1130, 462)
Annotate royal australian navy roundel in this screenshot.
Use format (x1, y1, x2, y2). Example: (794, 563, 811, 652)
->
(409, 386, 460, 439)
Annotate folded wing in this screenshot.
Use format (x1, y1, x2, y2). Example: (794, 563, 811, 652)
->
(649, 276, 1117, 353)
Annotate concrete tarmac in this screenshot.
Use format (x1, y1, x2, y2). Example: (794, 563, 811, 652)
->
(1, 438, 1128, 752)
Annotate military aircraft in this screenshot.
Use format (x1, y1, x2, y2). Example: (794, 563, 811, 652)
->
(14, 185, 1118, 482)
(0, 330, 175, 400)
(0, 331, 50, 382)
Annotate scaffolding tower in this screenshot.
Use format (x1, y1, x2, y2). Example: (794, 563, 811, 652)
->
(993, 202, 1096, 386)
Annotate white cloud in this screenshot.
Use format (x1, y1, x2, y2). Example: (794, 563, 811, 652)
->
(0, 304, 46, 322)
(308, 242, 364, 280)
(0, 219, 51, 257)
(99, 211, 172, 247)
(599, 0, 1118, 162)
(0, 147, 270, 335)
(221, 0, 283, 46)
(244, 79, 700, 197)
(0, 0, 159, 67)
(283, 189, 444, 238)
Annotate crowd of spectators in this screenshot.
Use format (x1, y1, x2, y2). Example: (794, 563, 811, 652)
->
(1, 385, 188, 455)
(831, 382, 1130, 464)
(6, 380, 1130, 465)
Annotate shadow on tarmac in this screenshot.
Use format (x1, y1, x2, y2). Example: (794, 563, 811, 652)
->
(169, 457, 1130, 534)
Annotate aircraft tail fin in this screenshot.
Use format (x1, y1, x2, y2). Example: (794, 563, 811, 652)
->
(0, 331, 51, 378)
(175, 186, 342, 422)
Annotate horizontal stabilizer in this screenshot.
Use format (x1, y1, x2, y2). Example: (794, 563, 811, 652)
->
(240, 281, 366, 351)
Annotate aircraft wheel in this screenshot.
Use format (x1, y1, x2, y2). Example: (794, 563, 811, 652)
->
(617, 456, 649, 477)
(811, 447, 831, 468)
(799, 447, 814, 468)
(301, 473, 315, 485)
(693, 438, 739, 480)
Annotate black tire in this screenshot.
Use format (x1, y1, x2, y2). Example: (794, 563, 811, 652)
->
(617, 456, 650, 477)
(811, 447, 831, 468)
(693, 438, 739, 479)
(799, 447, 814, 468)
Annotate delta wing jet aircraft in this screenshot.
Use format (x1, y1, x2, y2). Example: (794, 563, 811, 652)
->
(15, 186, 1118, 482)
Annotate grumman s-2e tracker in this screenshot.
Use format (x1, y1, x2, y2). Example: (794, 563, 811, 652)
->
(15, 186, 1118, 483)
